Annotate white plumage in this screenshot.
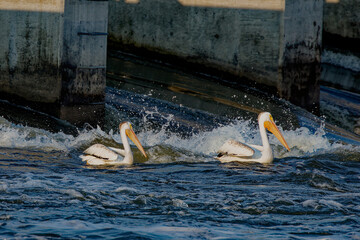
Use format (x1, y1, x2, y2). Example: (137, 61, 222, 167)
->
(216, 112, 290, 164)
(217, 139, 254, 157)
(80, 122, 147, 166)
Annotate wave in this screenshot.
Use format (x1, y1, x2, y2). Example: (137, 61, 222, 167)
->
(322, 50, 360, 72)
(138, 118, 360, 160)
(0, 117, 96, 152)
(1, 115, 359, 164)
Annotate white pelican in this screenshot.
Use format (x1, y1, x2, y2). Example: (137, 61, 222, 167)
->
(216, 112, 290, 164)
(80, 122, 147, 165)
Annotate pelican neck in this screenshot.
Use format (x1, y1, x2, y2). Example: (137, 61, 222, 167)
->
(258, 119, 270, 148)
(120, 127, 132, 155)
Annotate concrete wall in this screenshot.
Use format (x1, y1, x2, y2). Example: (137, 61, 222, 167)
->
(324, 0, 360, 40)
(61, 0, 108, 106)
(321, 0, 360, 93)
(279, 0, 323, 111)
(109, 0, 283, 88)
(0, 0, 108, 126)
(0, 0, 64, 103)
(108, 0, 323, 112)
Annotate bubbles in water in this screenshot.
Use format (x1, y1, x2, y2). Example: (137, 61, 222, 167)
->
(115, 186, 139, 193)
(302, 199, 344, 210)
(172, 199, 188, 208)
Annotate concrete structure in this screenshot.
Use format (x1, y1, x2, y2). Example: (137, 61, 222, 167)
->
(108, 0, 323, 113)
(321, 0, 360, 93)
(324, 0, 360, 43)
(2, 0, 346, 119)
(0, 0, 108, 126)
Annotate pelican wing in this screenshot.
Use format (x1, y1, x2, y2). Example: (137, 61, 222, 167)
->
(217, 139, 255, 157)
(83, 144, 119, 161)
(108, 147, 126, 156)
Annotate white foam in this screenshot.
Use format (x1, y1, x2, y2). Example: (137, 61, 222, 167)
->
(0, 182, 8, 192)
(60, 189, 84, 199)
(319, 199, 344, 209)
(115, 186, 139, 193)
(137, 119, 255, 156)
(322, 50, 360, 72)
(302, 199, 344, 210)
(172, 199, 188, 208)
(138, 118, 358, 160)
(302, 199, 319, 208)
(279, 126, 335, 157)
(0, 120, 110, 152)
(0, 116, 358, 162)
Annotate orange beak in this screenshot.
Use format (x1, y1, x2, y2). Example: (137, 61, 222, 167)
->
(264, 117, 291, 151)
(126, 128, 148, 158)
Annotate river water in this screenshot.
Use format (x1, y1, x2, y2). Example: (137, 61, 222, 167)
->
(1, 52, 360, 239)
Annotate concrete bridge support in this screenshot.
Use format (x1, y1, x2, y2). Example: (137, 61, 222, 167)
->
(279, 0, 322, 112)
(0, 0, 108, 126)
(109, 0, 323, 113)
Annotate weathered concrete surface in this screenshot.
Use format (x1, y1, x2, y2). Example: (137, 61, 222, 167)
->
(321, 0, 360, 93)
(109, 0, 283, 89)
(321, 63, 360, 94)
(0, 0, 108, 126)
(108, 0, 322, 112)
(324, 0, 360, 40)
(0, 1, 64, 103)
(61, 0, 108, 106)
(279, 0, 323, 112)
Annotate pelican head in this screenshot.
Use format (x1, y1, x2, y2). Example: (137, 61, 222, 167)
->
(259, 112, 290, 151)
(120, 121, 148, 158)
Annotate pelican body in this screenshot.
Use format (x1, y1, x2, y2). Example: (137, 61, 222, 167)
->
(80, 122, 147, 165)
(216, 112, 290, 164)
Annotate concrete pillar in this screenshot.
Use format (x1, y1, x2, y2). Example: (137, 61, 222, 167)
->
(322, 0, 360, 93)
(60, 0, 108, 125)
(0, 0, 64, 105)
(279, 0, 323, 113)
(0, 0, 108, 126)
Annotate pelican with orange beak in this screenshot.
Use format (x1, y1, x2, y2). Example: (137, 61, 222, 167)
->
(80, 122, 147, 165)
(216, 112, 290, 164)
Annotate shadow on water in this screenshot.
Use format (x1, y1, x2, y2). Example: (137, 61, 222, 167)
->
(0, 100, 78, 135)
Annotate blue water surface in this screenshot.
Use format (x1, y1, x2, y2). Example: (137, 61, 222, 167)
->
(1, 53, 360, 239)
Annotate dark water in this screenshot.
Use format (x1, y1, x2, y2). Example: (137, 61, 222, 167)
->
(1, 53, 360, 239)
